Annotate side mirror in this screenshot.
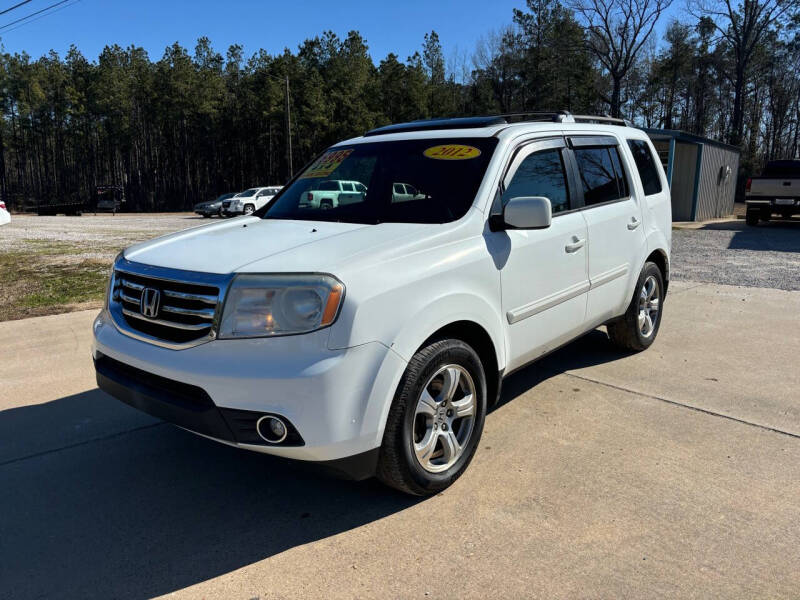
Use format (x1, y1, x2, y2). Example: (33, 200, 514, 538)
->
(502, 196, 552, 229)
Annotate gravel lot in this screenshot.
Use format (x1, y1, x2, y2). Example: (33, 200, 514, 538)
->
(2, 212, 798, 292)
(672, 219, 800, 291)
(0, 213, 201, 261)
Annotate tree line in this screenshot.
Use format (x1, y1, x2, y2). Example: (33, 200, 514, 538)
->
(1, 0, 798, 211)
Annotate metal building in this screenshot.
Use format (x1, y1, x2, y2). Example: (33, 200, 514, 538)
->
(644, 129, 740, 221)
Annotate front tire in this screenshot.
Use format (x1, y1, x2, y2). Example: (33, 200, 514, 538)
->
(243, 204, 255, 216)
(607, 261, 664, 352)
(377, 339, 486, 496)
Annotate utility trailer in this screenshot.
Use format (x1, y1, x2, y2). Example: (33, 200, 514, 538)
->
(35, 198, 85, 216)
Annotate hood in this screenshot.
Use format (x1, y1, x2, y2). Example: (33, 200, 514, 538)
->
(123, 217, 372, 274)
(123, 216, 445, 276)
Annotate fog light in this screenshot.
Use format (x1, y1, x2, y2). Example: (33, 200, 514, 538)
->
(256, 415, 288, 444)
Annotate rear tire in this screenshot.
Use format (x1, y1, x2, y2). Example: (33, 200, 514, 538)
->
(745, 210, 759, 226)
(377, 339, 486, 496)
(607, 261, 664, 352)
(320, 199, 333, 210)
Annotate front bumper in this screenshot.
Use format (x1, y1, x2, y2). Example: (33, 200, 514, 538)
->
(221, 202, 244, 216)
(92, 310, 406, 476)
(195, 207, 220, 216)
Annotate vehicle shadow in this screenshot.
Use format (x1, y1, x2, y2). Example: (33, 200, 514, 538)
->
(492, 329, 630, 411)
(695, 219, 800, 253)
(0, 390, 421, 599)
(1, 330, 630, 598)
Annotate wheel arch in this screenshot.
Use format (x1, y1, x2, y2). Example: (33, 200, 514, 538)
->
(645, 248, 669, 295)
(417, 320, 502, 407)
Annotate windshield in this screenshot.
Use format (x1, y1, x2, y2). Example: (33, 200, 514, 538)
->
(237, 188, 260, 198)
(216, 193, 234, 201)
(261, 138, 498, 224)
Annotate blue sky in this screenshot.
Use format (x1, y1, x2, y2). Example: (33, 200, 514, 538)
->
(0, 0, 528, 64)
(0, 0, 682, 68)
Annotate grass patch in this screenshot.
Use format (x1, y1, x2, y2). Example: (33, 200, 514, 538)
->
(0, 251, 108, 321)
(21, 239, 86, 254)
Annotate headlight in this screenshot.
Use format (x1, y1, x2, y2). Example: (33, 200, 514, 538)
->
(218, 274, 344, 338)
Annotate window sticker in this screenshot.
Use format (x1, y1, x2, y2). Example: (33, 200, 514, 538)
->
(423, 144, 481, 160)
(300, 149, 354, 179)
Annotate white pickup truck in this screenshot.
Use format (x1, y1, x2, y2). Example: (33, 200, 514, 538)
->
(745, 160, 800, 225)
(301, 179, 367, 210)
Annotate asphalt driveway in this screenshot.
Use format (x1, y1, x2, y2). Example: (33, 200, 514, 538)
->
(1, 278, 799, 599)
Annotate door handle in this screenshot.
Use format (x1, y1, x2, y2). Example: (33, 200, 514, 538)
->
(565, 236, 586, 253)
(627, 217, 641, 230)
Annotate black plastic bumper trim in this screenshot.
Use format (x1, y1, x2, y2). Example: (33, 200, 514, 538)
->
(308, 448, 380, 481)
(95, 352, 237, 442)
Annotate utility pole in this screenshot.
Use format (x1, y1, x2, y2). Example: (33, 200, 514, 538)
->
(285, 74, 293, 179)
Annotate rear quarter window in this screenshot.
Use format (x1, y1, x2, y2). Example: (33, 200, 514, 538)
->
(627, 139, 663, 196)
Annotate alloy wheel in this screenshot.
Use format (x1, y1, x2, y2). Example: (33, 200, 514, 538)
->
(412, 364, 476, 473)
(637, 275, 660, 338)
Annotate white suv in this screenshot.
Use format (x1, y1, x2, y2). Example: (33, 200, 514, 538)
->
(0, 199, 9, 226)
(93, 113, 671, 495)
(222, 186, 282, 216)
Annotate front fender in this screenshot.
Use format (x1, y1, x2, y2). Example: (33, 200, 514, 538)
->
(327, 234, 506, 370)
(383, 292, 506, 369)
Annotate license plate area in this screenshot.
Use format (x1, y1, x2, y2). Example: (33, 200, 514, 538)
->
(775, 198, 795, 205)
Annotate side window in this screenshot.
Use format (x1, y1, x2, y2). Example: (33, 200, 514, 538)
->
(627, 139, 662, 195)
(573, 146, 628, 206)
(343, 182, 355, 192)
(393, 183, 404, 194)
(502, 149, 570, 214)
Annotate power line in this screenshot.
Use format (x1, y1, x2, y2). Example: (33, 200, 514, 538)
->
(0, 0, 73, 31)
(0, 0, 34, 17)
(0, 0, 79, 33)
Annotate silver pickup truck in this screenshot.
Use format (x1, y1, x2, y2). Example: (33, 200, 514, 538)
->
(745, 160, 800, 225)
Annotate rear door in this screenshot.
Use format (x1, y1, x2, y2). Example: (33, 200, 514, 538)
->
(495, 137, 590, 371)
(567, 136, 646, 323)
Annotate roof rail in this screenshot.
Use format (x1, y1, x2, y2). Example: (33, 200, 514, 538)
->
(364, 116, 507, 137)
(492, 111, 574, 123)
(497, 112, 629, 126)
(363, 111, 628, 136)
(570, 114, 628, 126)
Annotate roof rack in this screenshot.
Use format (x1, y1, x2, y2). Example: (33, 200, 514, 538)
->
(363, 111, 628, 137)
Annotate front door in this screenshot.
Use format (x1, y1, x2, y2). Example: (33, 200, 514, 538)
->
(495, 138, 590, 372)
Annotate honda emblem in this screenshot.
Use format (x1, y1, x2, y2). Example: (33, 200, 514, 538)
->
(140, 287, 161, 318)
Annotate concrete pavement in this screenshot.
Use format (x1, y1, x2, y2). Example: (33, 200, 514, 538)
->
(1, 280, 799, 599)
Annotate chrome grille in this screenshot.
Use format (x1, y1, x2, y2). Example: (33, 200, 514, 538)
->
(109, 259, 233, 348)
